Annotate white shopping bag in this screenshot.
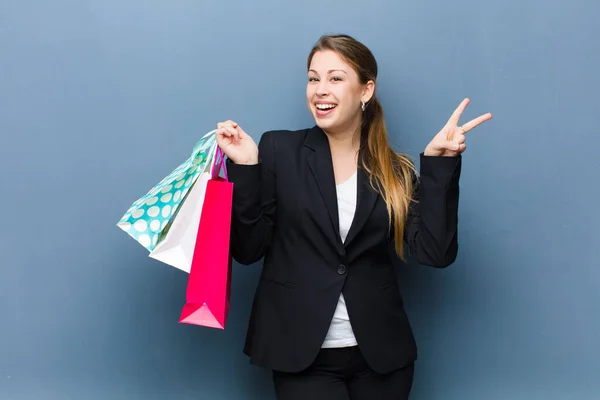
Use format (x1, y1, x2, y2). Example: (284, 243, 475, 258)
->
(149, 159, 214, 273)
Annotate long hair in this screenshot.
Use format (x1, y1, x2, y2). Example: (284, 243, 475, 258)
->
(307, 34, 417, 260)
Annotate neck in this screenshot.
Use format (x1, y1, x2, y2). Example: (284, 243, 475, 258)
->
(323, 119, 362, 155)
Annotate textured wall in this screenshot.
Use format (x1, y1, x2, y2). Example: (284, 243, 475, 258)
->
(1, 0, 598, 398)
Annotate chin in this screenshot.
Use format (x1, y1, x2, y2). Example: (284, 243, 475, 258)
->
(315, 119, 332, 130)
(312, 114, 337, 131)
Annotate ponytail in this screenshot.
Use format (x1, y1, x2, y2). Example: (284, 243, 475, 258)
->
(360, 97, 417, 260)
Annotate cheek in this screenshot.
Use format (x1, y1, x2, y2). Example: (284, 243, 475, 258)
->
(334, 86, 358, 106)
(335, 89, 362, 120)
(306, 86, 314, 103)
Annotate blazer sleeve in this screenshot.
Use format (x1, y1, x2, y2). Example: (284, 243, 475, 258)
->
(226, 131, 277, 265)
(402, 153, 462, 268)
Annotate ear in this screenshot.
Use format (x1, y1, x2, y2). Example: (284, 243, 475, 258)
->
(361, 80, 375, 103)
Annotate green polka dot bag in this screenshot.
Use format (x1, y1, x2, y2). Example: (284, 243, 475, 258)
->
(117, 130, 218, 252)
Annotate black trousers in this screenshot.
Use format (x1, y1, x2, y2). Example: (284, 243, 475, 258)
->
(272, 346, 414, 400)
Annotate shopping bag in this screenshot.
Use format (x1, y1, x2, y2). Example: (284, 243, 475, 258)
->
(148, 157, 214, 273)
(116, 130, 218, 252)
(179, 147, 233, 329)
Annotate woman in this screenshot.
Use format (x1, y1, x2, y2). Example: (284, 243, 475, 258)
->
(216, 34, 492, 399)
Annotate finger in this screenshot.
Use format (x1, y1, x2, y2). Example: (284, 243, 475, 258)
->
(236, 126, 248, 139)
(218, 120, 238, 127)
(227, 123, 248, 140)
(454, 134, 466, 145)
(226, 125, 239, 137)
(448, 98, 470, 126)
(215, 128, 233, 142)
(217, 128, 240, 144)
(219, 123, 240, 139)
(216, 127, 229, 136)
(218, 122, 234, 131)
(446, 126, 466, 142)
(461, 113, 493, 133)
(443, 141, 461, 152)
(218, 121, 237, 131)
(458, 143, 467, 153)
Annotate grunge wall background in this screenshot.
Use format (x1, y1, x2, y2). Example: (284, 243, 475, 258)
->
(1, 0, 598, 398)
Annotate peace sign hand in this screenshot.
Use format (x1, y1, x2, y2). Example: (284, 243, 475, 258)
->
(424, 98, 493, 157)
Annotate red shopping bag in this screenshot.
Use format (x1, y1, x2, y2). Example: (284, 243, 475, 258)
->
(179, 147, 233, 329)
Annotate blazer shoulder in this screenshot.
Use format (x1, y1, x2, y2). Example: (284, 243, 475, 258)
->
(260, 128, 310, 148)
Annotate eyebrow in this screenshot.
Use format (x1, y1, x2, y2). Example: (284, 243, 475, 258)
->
(308, 69, 348, 75)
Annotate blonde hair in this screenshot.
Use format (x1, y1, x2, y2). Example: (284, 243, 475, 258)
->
(307, 34, 417, 260)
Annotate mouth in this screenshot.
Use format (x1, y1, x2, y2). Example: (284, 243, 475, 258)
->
(314, 103, 337, 117)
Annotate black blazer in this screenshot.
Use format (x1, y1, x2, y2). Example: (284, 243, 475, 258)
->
(226, 126, 462, 374)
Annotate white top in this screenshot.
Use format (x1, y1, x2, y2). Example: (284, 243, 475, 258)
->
(321, 171, 358, 348)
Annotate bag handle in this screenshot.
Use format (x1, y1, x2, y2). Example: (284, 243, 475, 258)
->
(211, 146, 228, 180)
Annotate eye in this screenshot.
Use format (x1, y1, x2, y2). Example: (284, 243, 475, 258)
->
(331, 76, 343, 82)
(308, 77, 319, 82)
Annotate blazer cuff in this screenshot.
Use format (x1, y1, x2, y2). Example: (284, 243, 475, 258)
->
(226, 158, 262, 191)
(419, 153, 462, 183)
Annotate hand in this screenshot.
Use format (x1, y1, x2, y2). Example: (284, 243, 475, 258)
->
(216, 120, 259, 165)
(424, 98, 493, 157)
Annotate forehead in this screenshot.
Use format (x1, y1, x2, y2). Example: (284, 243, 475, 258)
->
(309, 50, 352, 72)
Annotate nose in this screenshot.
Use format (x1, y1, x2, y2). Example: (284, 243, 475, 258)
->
(316, 80, 329, 97)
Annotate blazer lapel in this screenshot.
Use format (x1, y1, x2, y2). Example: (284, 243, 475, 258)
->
(305, 126, 343, 251)
(304, 126, 380, 252)
(344, 158, 379, 248)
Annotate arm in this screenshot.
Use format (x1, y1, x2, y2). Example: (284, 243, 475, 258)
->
(398, 98, 491, 267)
(226, 131, 277, 265)
(403, 153, 462, 268)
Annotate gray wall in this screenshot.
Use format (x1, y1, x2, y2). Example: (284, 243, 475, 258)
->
(1, 0, 598, 399)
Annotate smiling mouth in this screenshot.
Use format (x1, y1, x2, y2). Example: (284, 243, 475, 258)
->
(315, 104, 337, 110)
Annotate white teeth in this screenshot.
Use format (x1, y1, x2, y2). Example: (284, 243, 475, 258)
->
(316, 104, 336, 110)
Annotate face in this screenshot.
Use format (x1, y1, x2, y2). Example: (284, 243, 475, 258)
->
(307, 50, 374, 135)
